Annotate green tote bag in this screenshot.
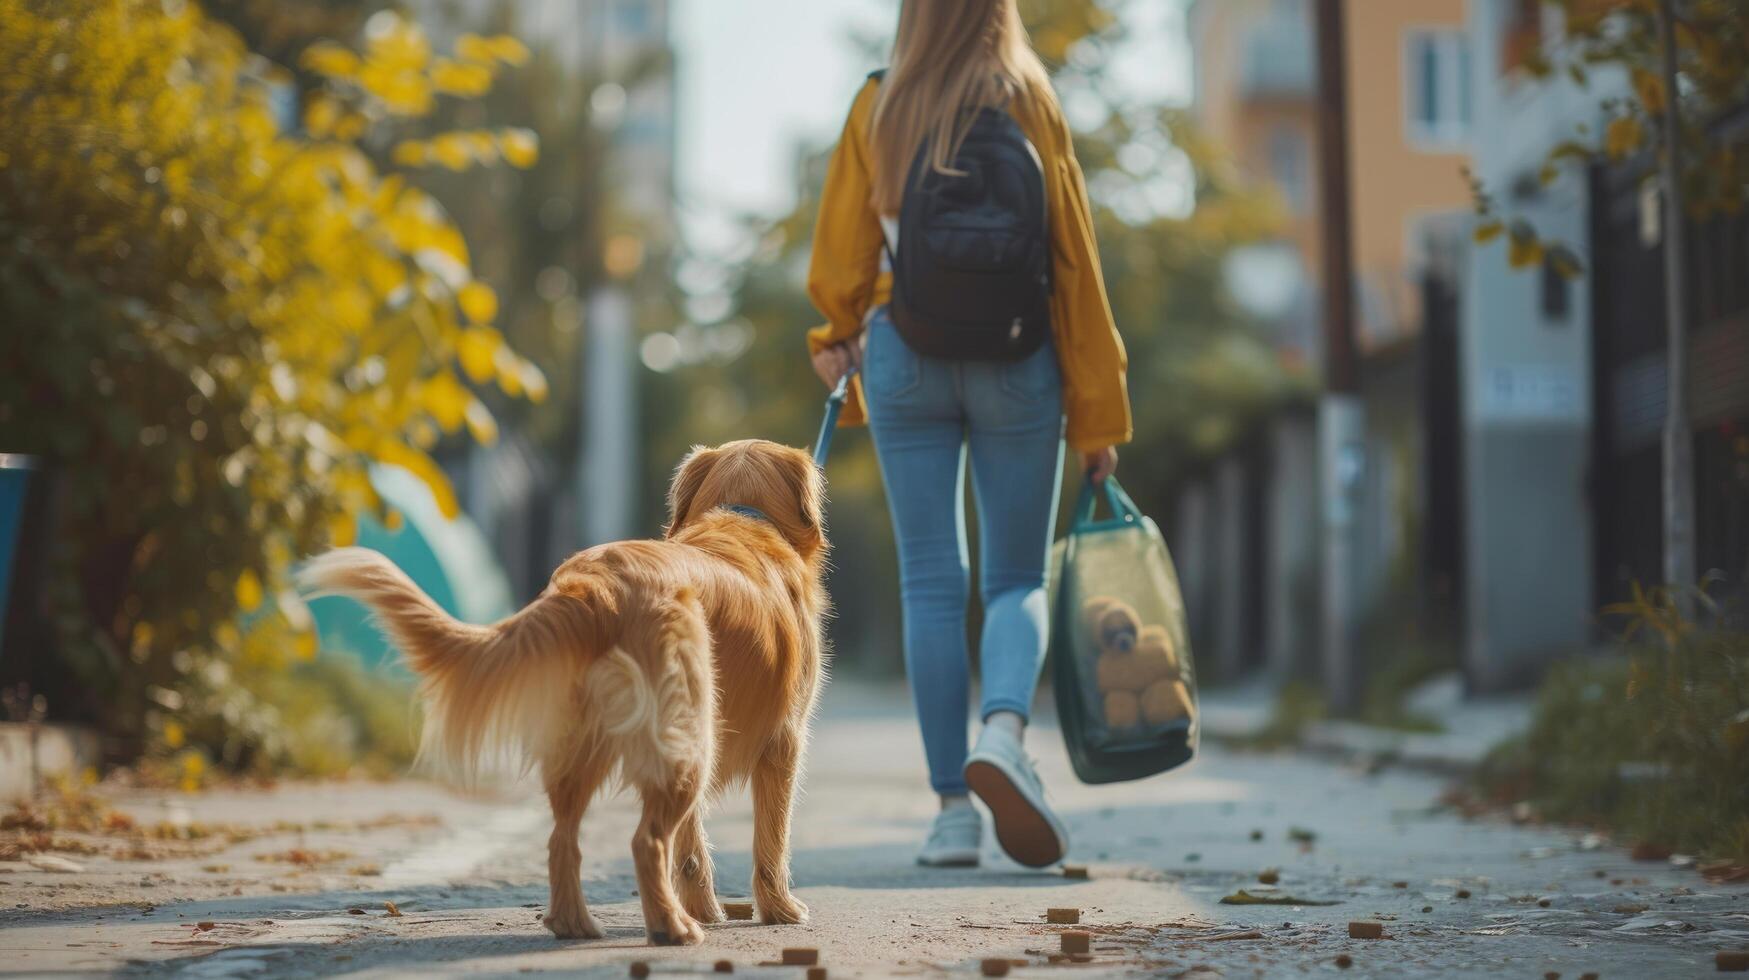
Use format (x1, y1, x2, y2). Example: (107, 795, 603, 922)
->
(1050, 477, 1199, 784)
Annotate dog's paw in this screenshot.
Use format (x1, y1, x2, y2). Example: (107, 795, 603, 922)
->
(682, 892, 726, 924)
(646, 911, 706, 946)
(544, 907, 604, 940)
(758, 893, 809, 926)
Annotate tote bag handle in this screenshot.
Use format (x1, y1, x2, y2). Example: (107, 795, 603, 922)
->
(1069, 475, 1143, 534)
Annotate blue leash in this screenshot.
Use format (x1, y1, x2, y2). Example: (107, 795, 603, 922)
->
(812, 367, 857, 467)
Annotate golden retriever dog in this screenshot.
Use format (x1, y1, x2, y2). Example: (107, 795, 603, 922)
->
(298, 439, 829, 946)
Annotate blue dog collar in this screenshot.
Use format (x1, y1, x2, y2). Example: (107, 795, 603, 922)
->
(719, 503, 775, 524)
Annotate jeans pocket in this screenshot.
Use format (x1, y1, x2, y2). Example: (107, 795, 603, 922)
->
(998, 343, 1060, 401)
(864, 312, 922, 400)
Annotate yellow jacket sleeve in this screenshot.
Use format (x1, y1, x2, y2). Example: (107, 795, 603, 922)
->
(805, 79, 886, 426)
(1033, 96, 1132, 453)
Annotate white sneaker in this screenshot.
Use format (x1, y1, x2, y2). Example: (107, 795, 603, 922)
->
(916, 806, 982, 867)
(963, 726, 1069, 868)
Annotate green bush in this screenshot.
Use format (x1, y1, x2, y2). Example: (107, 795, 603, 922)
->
(1476, 587, 1749, 861)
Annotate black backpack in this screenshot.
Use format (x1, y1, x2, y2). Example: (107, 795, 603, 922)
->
(872, 69, 1052, 362)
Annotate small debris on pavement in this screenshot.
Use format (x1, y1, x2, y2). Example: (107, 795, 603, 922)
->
(1249, 829, 1263, 841)
(1719, 950, 1749, 972)
(1347, 921, 1383, 940)
(1392, 881, 1408, 888)
(384, 901, 402, 917)
(1335, 954, 1353, 968)
(1612, 904, 1648, 914)
(1206, 930, 1265, 941)
(1062, 865, 1089, 879)
(1538, 898, 1551, 907)
(1421, 906, 1433, 913)
(713, 961, 733, 973)
(781, 948, 818, 966)
(194, 921, 215, 931)
(1631, 841, 1672, 862)
(980, 959, 1010, 977)
(629, 962, 650, 979)
(1287, 827, 1316, 844)
(1454, 888, 1472, 899)
(1045, 908, 1080, 924)
(347, 907, 365, 915)
(806, 968, 827, 980)
(1257, 869, 1280, 885)
(722, 902, 753, 920)
(1578, 973, 1598, 980)
(1060, 930, 1091, 954)
(1543, 972, 1560, 979)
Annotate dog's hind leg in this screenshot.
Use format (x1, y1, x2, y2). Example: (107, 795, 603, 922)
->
(672, 808, 724, 924)
(632, 772, 708, 945)
(751, 733, 810, 925)
(543, 757, 609, 940)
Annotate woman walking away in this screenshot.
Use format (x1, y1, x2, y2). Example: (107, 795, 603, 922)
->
(806, 0, 1131, 869)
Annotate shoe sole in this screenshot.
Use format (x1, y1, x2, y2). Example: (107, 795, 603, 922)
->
(964, 759, 1065, 868)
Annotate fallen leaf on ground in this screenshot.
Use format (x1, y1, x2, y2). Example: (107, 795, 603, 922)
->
(26, 854, 83, 873)
(1219, 890, 1338, 906)
(384, 901, 402, 917)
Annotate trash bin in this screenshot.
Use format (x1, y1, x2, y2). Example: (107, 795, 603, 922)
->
(0, 454, 38, 663)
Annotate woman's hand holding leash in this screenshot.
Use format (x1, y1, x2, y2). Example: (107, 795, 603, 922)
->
(812, 339, 862, 388)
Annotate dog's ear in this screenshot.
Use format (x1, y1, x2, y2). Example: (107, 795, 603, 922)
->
(666, 445, 721, 537)
(777, 446, 827, 559)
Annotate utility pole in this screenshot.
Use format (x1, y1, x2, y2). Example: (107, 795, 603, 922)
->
(581, 286, 637, 546)
(1654, 0, 1694, 605)
(1312, 0, 1364, 711)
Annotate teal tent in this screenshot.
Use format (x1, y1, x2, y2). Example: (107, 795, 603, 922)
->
(307, 464, 516, 672)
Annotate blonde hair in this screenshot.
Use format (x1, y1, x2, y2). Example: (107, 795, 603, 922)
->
(868, 0, 1054, 214)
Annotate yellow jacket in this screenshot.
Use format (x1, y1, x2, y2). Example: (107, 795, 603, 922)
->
(805, 76, 1132, 453)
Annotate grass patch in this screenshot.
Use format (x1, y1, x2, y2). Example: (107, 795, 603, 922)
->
(1474, 588, 1749, 863)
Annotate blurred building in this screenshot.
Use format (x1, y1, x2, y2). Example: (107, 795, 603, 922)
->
(1184, 0, 1476, 683)
(1182, 0, 1749, 698)
(1190, 0, 1472, 357)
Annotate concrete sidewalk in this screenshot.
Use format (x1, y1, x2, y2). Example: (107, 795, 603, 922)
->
(1, 681, 1741, 979)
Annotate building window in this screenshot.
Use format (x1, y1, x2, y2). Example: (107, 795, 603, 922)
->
(1405, 31, 1472, 149)
(1267, 125, 1309, 213)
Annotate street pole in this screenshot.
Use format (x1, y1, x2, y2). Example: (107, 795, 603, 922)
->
(1654, 0, 1694, 607)
(581, 286, 637, 546)
(1313, 0, 1364, 711)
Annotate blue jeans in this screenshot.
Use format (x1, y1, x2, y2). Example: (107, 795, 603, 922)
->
(862, 306, 1065, 795)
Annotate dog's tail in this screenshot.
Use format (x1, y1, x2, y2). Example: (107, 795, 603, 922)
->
(297, 547, 599, 778)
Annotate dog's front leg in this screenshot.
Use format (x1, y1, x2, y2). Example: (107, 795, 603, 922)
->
(751, 735, 809, 925)
(673, 809, 725, 924)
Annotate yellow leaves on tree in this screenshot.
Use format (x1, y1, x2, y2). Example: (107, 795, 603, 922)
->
(1604, 115, 1645, 161)
(0, 0, 542, 761)
(457, 282, 500, 324)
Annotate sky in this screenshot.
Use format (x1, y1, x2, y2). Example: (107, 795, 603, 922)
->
(670, 0, 1195, 256)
